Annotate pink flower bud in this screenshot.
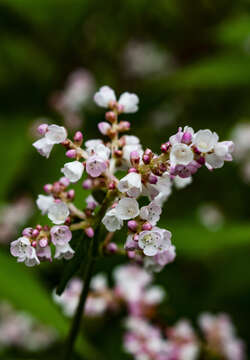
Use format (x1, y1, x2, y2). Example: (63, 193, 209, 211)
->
(66, 149, 77, 159)
(36, 225, 42, 231)
(39, 238, 48, 248)
(74, 131, 83, 143)
(118, 121, 131, 131)
(43, 225, 50, 231)
(22, 227, 33, 237)
(161, 142, 170, 153)
(117, 104, 124, 113)
(37, 124, 48, 135)
(130, 151, 140, 165)
(148, 174, 158, 184)
(31, 241, 37, 248)
(67, 189, 75, 200)
(32, 229, 39, 238)
(105, 111, 116, 123)
(142, 222, 152, 231)
(127, 220, 138, 232)
(181, 132, 192, 144)
(44, 184, 53, 193)
(142, 155, 150, 164)
(106, 242, 118, 253)
(82, 179, 92, 189)
(144, 148, 153, 156)
(53, 181, 61, 193)
(65, 217, 71, 225)
(59, 177, 70, 187)
(133, 234, 139, 241)
(108, 182, 116, 190)
(85, 227, 94, 238)
(127, 251, 135, 259)
(128, 167, 138, 173)
(98, 122, 111, 135)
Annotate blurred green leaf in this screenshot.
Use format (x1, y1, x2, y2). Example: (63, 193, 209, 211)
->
(0, 118, 31, 201)
(167, 220, 250, 257)
(167, 54, 250, 88)
(216, 15, 250, 47)
(0, 250, 98, 359)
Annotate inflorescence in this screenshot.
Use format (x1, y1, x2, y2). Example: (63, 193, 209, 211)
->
(10, 85, 234, 271)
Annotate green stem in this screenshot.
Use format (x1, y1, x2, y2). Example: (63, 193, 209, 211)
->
(64, 239, 95, 360)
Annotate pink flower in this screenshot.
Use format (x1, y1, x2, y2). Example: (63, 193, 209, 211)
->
(50, 225, 72, 246)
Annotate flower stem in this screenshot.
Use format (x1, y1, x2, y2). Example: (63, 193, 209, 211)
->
(64, 239, 95, 360)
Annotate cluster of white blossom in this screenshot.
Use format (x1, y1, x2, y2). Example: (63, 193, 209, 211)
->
(0, 302, 57, 351)
(53, 264, 164, 319)
(54, 264, 245, 360)
(10, 86, 234, 272)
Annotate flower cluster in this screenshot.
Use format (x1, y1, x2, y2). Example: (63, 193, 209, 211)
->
(10, 86, 234, 271)
(54, 264, 164, 319)
(54, 264, 245, 360)
(0, 302, 57, 351)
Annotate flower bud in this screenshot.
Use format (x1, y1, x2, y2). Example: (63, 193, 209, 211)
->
(130, 150, 140, 166)
(142, 222, 152, 231)
(105, 111, 116, 123)
(181, 132, 192, 145)
(32, 229, 40, 238)
(127, 220, 138, 232)
(106, 242, 118, 253)
(74, 131, 83, 143)
(37, 123, 48, 135)
(161, 142, 170, 153)
(118, 121, 131, 132)
(59, 177, 70, 187)
(148, 174, 158, 184)
(82, 179, 92, 189)
(67, 189, 75, 200)
(98, 122, 111, 135)
(128, 167, 138, 173)
(44, 184, 53, 193)
(66, 149, 77, 159)
(85, 227, 95, 238)
(22, 227, 33, 237)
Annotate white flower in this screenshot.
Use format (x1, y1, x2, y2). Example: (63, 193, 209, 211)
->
(48, 202, 69, 225)
(144, 286, 165, 305)
(102, 208, 123, 232)
(94, 86, 116, 107)
(170, 143, 194, 165)
(33, 138, 53, 158)
(45, 125, 67, 144)
(193, 129, 218, 153)
(124, 135, 140, 145)
(174, 176, 192, 189)
(118, 172, 142, 198)
(54, 243, 75, 260)
(123, 144, 143, 164)
(140, 202, 162, 225)
(61, 161, 84, 183)
(90, 274, 108, 292)
(115, 198, 139, 220)
(205, 153, 224, 169)
(10, 237, 40, 267)
(36, 195, 54, 215)
(138, 227, 171, 256)
(24, 251, 40, 267)
(118, 92, 139, 113)
(85, 139, 102, 149)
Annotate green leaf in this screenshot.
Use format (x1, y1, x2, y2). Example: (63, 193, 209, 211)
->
(0, 250, 98, 359)
(216, 15, 250, 47)
(167, 54, 250, 89)
(0, 117, 31, 201)
(166, 220, 250, 258)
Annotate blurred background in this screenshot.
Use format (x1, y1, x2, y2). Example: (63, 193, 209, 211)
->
(1, 0, 250, 359)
